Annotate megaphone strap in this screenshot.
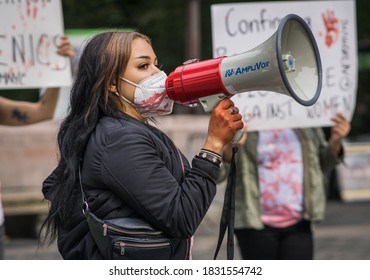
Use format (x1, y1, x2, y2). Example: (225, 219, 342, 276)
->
(213, 145, 238, 260)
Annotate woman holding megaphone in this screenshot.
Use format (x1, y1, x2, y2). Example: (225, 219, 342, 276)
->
(40, 31, 244, 260)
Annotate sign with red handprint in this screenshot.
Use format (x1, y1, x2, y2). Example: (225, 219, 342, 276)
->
(212, 0, 357, 130)
(321, 10, 340, 48)
(0, 0, 72, 89)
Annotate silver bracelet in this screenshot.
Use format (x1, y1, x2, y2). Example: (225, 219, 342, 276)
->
(200, 148, 222, 160)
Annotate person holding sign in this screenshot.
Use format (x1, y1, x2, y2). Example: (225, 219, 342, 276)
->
(0, 35, 74, 259)
(221, 113, 350, 260)
(40, 31, 244, 259)
(0, 36, 74, 126)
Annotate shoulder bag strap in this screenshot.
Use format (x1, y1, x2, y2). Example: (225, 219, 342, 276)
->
(78, 164, 90, 214)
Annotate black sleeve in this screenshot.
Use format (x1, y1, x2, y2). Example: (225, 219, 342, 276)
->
(100, 125, 219, 238)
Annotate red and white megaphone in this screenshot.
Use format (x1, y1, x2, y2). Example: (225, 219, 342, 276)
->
(165, 14, 322, 113)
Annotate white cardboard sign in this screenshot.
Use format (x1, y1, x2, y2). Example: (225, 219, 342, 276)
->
(0, 0, 72, 89)
(211, 0, 357, 130)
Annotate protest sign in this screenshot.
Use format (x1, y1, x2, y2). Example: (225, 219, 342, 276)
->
(211, 0, 357, 130)
(0, 0, 71, 89)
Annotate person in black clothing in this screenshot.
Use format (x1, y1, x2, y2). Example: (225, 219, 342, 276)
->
(40, 31, 244, 259)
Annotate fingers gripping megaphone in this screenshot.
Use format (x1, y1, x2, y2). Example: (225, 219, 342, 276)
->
(165, 14, 322, 119)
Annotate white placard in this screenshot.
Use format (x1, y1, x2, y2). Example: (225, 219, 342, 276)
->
(0, 0, 72, 89)
(211, 0, 357, 131)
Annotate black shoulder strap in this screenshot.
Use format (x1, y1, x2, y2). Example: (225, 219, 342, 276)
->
(213, 145, 238, 260)
(78, 164, 89, 214)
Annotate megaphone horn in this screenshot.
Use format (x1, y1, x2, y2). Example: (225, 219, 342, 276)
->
(165, 14, 322, 112)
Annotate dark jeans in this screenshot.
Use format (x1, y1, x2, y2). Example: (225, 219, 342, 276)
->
(234, 220, 313, 260)
(0, 223, 4, 260)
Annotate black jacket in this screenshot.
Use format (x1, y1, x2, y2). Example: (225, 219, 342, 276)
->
(43, 114, 220, 259)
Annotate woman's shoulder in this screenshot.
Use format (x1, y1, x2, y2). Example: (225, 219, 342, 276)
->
(96, 115, 159, 141)
(98, 115, 143, 131)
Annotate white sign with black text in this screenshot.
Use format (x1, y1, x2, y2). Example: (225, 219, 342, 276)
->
(211, 0, 357, 130)
(0, 0, 71, 89)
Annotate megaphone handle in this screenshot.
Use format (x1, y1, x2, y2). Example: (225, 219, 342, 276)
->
(232, 129, 243, 145)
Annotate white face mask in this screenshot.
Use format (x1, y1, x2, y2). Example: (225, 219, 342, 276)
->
(119, 71, 174, 117)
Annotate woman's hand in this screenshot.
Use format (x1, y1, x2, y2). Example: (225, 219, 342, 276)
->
(203, 98, 244, 155)
(56, 35, 75, 60)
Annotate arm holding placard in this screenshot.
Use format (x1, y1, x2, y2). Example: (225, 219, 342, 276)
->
(0, 36, 74, 126)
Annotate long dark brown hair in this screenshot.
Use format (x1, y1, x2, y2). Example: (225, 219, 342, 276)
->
(40, 31, 151, 243)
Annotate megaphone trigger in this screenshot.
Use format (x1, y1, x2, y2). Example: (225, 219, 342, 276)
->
(199, 93, 228, 112)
